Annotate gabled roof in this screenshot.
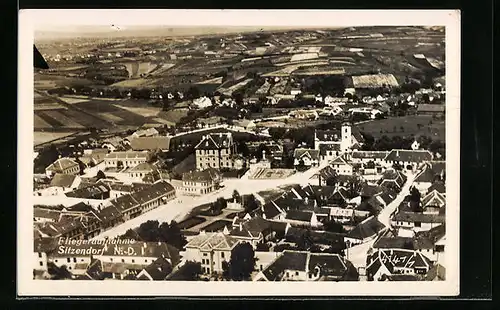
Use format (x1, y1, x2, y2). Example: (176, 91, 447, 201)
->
(127, 162, 156, 173)
(422, 191, 446, 208)
(294, 148, 320, 161)
(285, 210, 314, 222)
(46, 158, 79, 173)
(427, 181, 446, 195)
(384, 149, 433, 163)
(366, 249, 433, 276)
(194, 132, 233, 150)
(130, 136, 171, 151)
(415, 167, 438, 183)
(347, 216, 386, 240)
(185, 232, 239, 251)
(351, 151, 390, 160)
(261, 250, 349, 281)
(130, 181, 175, 204)
(66, 202, 93, 213)
(65, 184, 110, 199)
(413, 224, 445, 250)
(330, 156, 350, 166)
(392, 211, 446, 224)
(138, 256, 174, 280)
(423, 263, 446, 281)
(50, 174, 78, 188)
(319, 144, 341, 155)
(182, 168, 220, 183)
(33, 208, 62, 221)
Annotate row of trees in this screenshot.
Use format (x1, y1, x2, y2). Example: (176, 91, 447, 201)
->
(119, 220, 187, 251)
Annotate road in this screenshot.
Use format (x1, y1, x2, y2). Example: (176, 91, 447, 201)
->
(93, 162, 329, 239)
(346, 171, 417, 270)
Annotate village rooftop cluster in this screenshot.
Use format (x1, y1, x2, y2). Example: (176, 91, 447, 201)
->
(33, 26, 446, 282)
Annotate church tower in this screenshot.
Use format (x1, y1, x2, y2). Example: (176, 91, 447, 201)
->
(340, 122, 352, 152)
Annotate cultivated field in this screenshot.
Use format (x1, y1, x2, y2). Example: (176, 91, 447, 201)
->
(34, 131, 77, 146)
(355, 115, 445, 140)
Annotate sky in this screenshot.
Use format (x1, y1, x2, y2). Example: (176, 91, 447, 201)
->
(34, 25, 340, 40)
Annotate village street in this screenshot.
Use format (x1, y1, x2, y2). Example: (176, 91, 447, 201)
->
(93, 161, 330, 239)
(346, 171, 417, 271)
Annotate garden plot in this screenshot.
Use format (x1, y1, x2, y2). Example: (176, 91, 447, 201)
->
(98, 113, 124, 123)
(34, 131, 77, 146)
(33, 114, 53, 129)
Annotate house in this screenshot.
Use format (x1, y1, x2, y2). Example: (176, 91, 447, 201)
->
(329, 156, 353, 176)
(253, 201, 286, 221)
(101, 137, 126, 151)
(130, 136, 171, 152)
(136, 256, 174, 281)
(45, 157, 80, 177)
(344, 216, 386, 246)
(366, 248, 434, 281)
(383, 149, 434, 171)
(182, 232, 240, 275)
(192, 96, 213, 109)
(79, 149, 109, 167)
(416, 104, 445, 117)
(293, 148, 320, 168)
(181, 168, 221, 196)
(377, 168, 407, 192)
(65, 183, 111, 200)
(97, 242, 180, 280)
(126, 163, 156, 180)
(391, 211, 446, 234)
(234, 119, 256, 130)
(421, 190, 446, 214)
(34, 207, 62, 223)
(319, 106, 343, 117)
(48, 174, 82, 193)
(228, 216, 288, 247)
(104, 151, 150, 169)
(330, 207, 354, 223)
(319, 144, 341, 162)
(283, 210, 320, 227)
(131, 127, 159, 138)
(33, 237, 59, 278)
(426, 180, 446, 196)
(324, 96, 349, 107)
(423, 263, 446, 281)
(350, 151, 390, 165)
(253, 250, 357, 281)
(288, 110, 319, 120)
(413, 224, 446, 262)
(194, 132, 239, 170)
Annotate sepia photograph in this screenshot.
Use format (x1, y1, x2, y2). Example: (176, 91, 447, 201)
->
(18, 9, 460, 296)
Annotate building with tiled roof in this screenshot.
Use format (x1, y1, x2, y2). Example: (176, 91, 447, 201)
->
(253, 250, 357, 281)
(181, 168, 221, 196)
(391, 211, 445, 234)
(104, 151, 150, 169)
(49, 174, 81, 191)
(345, 216, 386, 246)
(194, 132, 238, 171)
(130, 136, 171, 152)
(136, 256, 174, 280)
(33, 207, 62, 223)
(65, 183, 111, 200)
(377, 168, 407, 191)
(329, 155, 354, 176)
(427, 180, 446, 196)
(284, 210, 319, 227)
(383, 149, 433, 171)
(229, 216, 288, 247)
(421, 190, 446, 214)
(293, 148, 320, 168)
(45, 158, 80, 177)
(182, 232, 240, 275)
(366, 248, 434, 281)
(350, 151, 390, 164)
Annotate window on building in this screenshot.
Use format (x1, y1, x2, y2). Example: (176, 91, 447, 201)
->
(203, 253, 208, 257)
(67, 258, 71, 263)
(286, 272, 289, 277)
(121, 259, 125, 263)
(73, 258, 77, 263)
(415, 222, 422, 227)
(132, 259, 135, 263)
(308, 273, 312, 279)
(39, 261, 43, 266)
(221, 252, 225, 258)
(68, 266, 72, 270)
(38, 252, 42, 258)
(295, 271, 299, 276)
(55, 260, 58, 263)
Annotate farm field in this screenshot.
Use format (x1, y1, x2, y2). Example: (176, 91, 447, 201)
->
(355, 115, 445, 140)
(73, 99, 158, 126)
(113, 99, 162, 118)
(34, 74, 97, 90)
(34, 131, 77, 146)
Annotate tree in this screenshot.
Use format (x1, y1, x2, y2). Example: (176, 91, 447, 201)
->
(227, 242, 257, 281)
(120, 229, 140, 240)
(232, 190, 241, 204)
(242, 194, 259, 213)
(174, 261, 202, 281)
(409, 187, 422, 212)
(96, 170, 106, 180)
(159, 220, 187, 250)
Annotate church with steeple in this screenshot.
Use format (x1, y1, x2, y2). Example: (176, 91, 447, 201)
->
(314, 122, 365, 162)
